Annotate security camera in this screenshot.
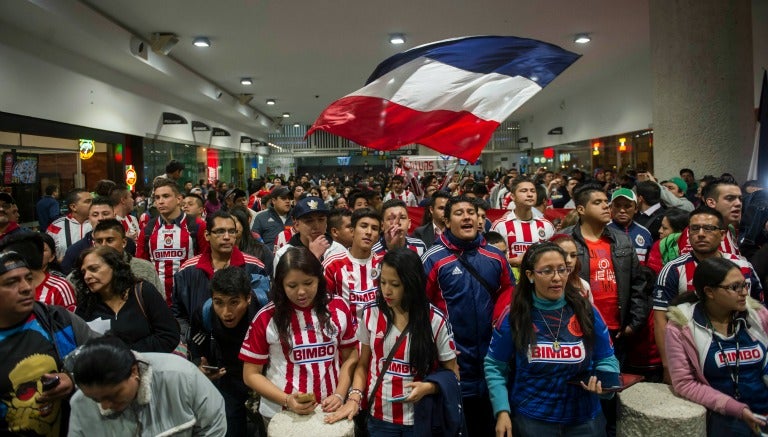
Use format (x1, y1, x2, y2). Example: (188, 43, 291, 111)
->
(129, 36, 148, 61)
(215, 90, 223, 99)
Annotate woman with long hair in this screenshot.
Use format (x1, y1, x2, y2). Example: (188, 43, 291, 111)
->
(73, 246, 179, 353)
(666, 257, 768, 436)
(68, 336, 226, 436)
(550, 233, 592, 303)
(485, 241, 618, 436)
(645, 207, 689, 274)
(40, 232, 64, 275)
(205, 190, 221, 216)
(229, 205, 274, 273)
(327, 248, 459, 434)
(240, 246, 357, 423)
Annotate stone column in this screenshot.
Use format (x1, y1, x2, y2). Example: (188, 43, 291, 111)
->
(650, 0, 754, 181)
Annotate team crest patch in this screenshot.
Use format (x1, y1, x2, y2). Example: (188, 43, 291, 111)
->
(163, 233, 174, 247)
(307, 199, 318, 210)
(371, 266, 380, 279)
(538, 228, 546, 238)
(567, 315, 583, 337)
(635, 234, 645, 247)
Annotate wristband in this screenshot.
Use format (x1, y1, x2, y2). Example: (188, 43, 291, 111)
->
(333, 393, 344, 403)
(348, 388, 363, 398)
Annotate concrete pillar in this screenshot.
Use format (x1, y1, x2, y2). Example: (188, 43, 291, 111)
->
(650, 0, 754, 181)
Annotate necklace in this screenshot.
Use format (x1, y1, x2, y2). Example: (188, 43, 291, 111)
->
(536, 308, 565, 351)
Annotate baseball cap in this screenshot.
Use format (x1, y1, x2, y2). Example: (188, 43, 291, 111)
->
(292, 196, 329, 220)
(669, 177, 688, 193)
(227, 188, 247, 200)
(0, 192, 15, 204)
(189, 187, 203, 195)
(610, 188, 637, 203)
(269, 186, 291, 200)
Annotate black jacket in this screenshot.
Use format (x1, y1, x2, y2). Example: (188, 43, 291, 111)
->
(413, 223, 438, 247)
(561, 224, 650, 332)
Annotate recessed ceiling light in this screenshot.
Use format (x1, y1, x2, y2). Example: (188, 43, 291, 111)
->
(282, 112, 290, 118)
(293, 123, 300, 128)
(574, 33, 591, 44)
(389, 33, 406, 45)
(240, 77, 253, 85)
(266, 99, 276, 105)
(193, 37, 211, 48)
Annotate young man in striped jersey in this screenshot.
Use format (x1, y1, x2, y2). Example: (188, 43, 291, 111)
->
(372, 199, 426, 257)
(137, 179, 208, 305)
(653, 206, 763, 382)
(490, 176, 554, 268)
(46, 188, 92, 261)
(607, 188, 653, 263)
(678, 177, 742, 256)
(323, 208, 382, 323)
(383, 174, 417, 206)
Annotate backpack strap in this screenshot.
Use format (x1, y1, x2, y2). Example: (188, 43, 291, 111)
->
(202, 298, 213, 333)
(134, 282, 147, 319)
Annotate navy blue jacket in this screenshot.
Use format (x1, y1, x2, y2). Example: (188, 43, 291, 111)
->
(414, 368, 467, 437)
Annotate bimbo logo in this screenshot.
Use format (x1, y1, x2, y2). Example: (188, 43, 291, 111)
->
(350, 287, 377, 304)
(153, 248, 187, 260)
(529, 341, 585, 364)
(715, 345, 763, 368)
(382, 358, 415, 377)
(291, 341, 336, 364)
(511, 243, 532, 254)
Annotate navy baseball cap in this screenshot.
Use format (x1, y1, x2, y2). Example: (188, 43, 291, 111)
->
(292, 196, 329, 219)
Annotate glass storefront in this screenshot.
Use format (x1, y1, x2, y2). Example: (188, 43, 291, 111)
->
(528, 129, 654, 176)
(0, 132, 112, 225)
(142, 139, 199, 188)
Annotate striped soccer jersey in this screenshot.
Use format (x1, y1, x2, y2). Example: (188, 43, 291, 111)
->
(35, 272, 76, 312)
(118, 214, 141, 238)
(358, 303, 456, 425)
(372, 236, 427, 258)
(239, 296, 357, 419)
(490, 215, 554, 260)
(383, 190, 417, 207)
(653, 252, 763, 311)
(137, 213, 206, 304)
(678, 226, 740, 257)
(323, 250, 384, 323)
(46, 215, 91, 260)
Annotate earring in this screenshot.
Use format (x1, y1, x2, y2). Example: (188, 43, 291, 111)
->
(529, 277, 534, 283)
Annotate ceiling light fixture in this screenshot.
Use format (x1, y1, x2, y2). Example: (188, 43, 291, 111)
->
(240, 77, 253, 85)
(574, 33, 591, 44)
(389, 33, 406, 45)
(282, 112, 290, 118)
(266, 99, 276, 105)
(193, 37, 211, 48)
(293, 123, 300, 128)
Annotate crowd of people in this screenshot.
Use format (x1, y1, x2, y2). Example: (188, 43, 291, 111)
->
(1, 157, 767, 436)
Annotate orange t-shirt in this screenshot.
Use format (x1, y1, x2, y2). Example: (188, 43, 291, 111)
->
(585, 237, 620, 330)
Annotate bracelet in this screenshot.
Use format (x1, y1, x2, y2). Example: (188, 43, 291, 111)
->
(348, 388, 363, 398)
(333, 393, 345, 403)
(347, 396, 360, 405)
(283, 394, 290, 409)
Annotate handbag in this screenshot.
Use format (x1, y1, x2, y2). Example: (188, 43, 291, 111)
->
(133, 282, 187, 357)
(354, 324, 411, 437)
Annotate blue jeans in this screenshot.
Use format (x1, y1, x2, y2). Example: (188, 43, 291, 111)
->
(367, 417, 415, 437)
(513, 413, 606, 437)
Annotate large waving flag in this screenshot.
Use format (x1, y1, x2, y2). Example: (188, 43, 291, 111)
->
(307, 35, 580, 163)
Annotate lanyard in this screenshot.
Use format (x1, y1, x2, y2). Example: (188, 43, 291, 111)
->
(709, 320, 740, 400)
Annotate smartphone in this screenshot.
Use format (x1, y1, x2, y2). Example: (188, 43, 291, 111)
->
(387, 394, 409, 403)
(201, 365, 220, 372)
(41, 375, 60, 392)
(753, 414, 768, 436)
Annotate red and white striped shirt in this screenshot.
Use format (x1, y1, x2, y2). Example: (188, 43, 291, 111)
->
(323, 251, 384, 323)
(239, 296, 357, 419)
(678, 226, 740, 257)
(118, 214, 141, 238)
(35, 273, 76, 312)
(490, 216, 554, 260)
(46, 215, 91, 260)
(273, 228, 295, 254)
(136, 213, 207, 304)
(358, 304, 456, 425)
(383, 190, 417, 207)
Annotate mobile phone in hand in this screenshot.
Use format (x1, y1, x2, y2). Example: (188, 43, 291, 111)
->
(201, 365, 220, 372)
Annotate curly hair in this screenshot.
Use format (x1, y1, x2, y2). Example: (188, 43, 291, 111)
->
(73, 246, 136, 318)
(271, 247, 330, 346)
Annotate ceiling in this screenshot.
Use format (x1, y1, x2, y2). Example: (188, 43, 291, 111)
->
(0, 0, 650, 140)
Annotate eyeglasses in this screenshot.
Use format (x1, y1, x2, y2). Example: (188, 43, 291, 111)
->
(209, 228, 237, 236)
(689, 224, 721, 233)
(715, 282, 750, 293)
(532, 266, 572, 278)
